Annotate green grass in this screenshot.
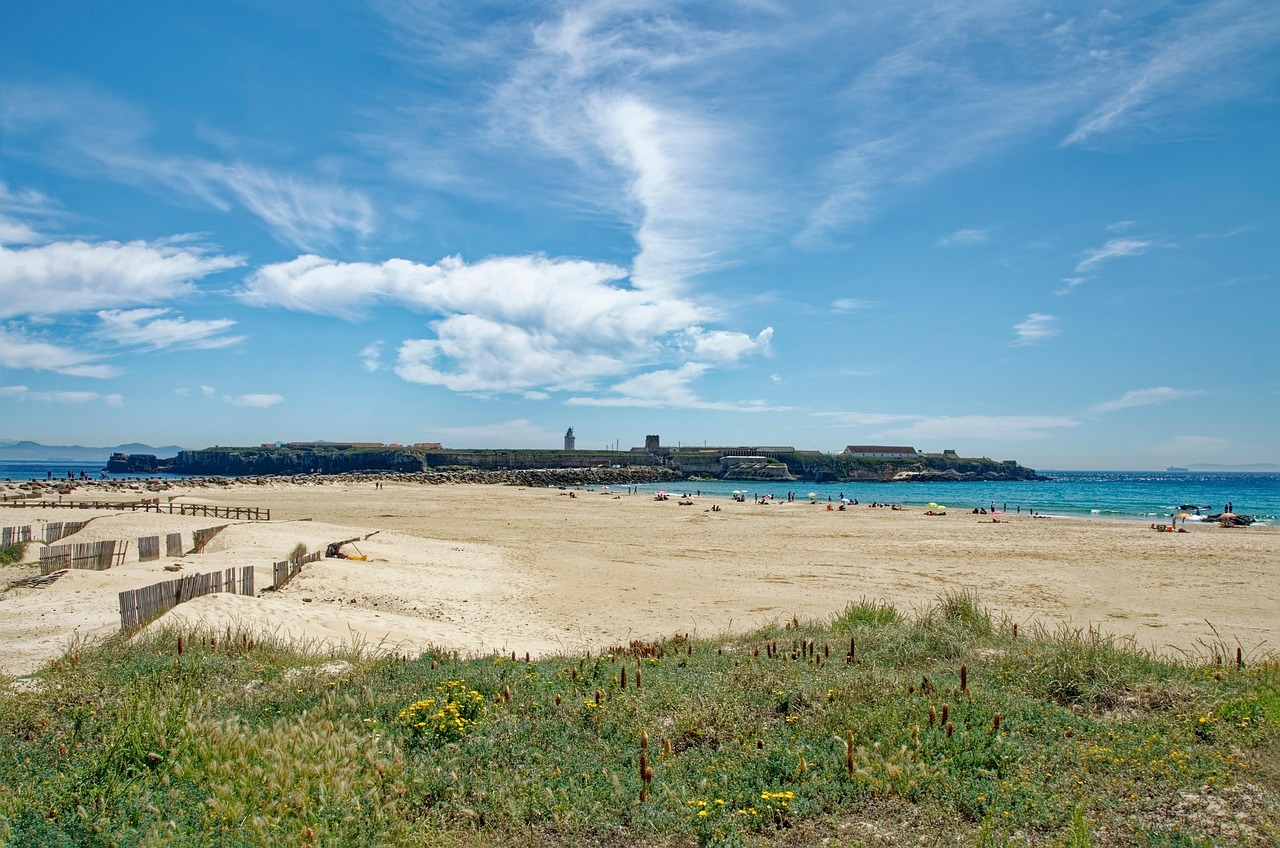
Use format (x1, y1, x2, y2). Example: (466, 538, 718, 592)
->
(0, 541, 29, 565)
(1, 592, 1276, 847)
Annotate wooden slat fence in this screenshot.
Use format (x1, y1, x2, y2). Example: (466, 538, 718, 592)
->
(2, 525, 33, 547)
(39, 540, 129, 575)
(118, 565, 255, 632)
(192, 525, 228, 553)
(43, 521, 88, 543)
(138, 535, 161, 561)
(1, 500, 269, 520)
(166, 532, 184, 557)
(272, 550, 322, 591)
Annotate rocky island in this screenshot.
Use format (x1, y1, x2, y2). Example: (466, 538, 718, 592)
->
(108, 438, 1046, 483)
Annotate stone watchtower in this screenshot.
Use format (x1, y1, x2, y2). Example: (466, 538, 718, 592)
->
(564, 427, 576, 450)
(644, 435, 660, 453)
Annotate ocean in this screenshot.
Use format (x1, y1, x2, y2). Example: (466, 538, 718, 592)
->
(1, 460, 1275, 525)
(631, 471, 1280, 525)
(0, 461, 187, 483)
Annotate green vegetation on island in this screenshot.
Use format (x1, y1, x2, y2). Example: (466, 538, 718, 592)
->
(2, 593, 1275, 846)
(113, 444, 1045, 482)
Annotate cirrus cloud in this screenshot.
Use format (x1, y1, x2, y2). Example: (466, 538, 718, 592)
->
(0, 328, 120, 378)
(1012, 313, 1059, 346)
(1089, 387, 1201, 415)
(224, 393, 283, 409)
(95, 308, 243, 350)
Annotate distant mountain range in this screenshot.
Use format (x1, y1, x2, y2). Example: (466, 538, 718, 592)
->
(0, 440, 187, 462)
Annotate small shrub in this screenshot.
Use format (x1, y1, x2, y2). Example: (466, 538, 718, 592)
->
(923, 589, 993, 637)
(832, 598, 903, 630)
(1011, 625, 1146, 707)
(0, 541, 29, 565)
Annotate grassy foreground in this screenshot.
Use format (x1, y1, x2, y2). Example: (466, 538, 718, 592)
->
(1, 593, 1277, 847)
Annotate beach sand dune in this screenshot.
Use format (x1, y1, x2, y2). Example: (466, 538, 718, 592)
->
(2, 482, 1276, 676)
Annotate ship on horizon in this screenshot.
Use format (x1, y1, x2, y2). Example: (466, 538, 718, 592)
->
(1166, 466, 1189, 472)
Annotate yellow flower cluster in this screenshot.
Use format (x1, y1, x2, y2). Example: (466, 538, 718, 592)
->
(688, 790, 796, 822)
(398, 680, 486, 743)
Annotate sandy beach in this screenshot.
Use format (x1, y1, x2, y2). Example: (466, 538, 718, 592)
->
(2, 480, 1277, 677)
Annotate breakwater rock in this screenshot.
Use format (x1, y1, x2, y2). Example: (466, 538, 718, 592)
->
(241, 467, 686, 488)
(3, 466, 685, 500)
(889, 469, 1049, 482)
(166, 448, 426, 476)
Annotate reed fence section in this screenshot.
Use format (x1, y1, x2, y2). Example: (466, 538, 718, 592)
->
(272, 550, 322, 590)
(39, 540, 129, 574)
(2, 525, 33, 547)
(192, 525, 228, 553)
(138, 535, 160, 562)
(118, 565, 255, 632)
(43, 521, 88, 543)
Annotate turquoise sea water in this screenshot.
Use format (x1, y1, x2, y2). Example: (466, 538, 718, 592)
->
(2, 461, 1275, 525)
(631, 471, 1279, 525)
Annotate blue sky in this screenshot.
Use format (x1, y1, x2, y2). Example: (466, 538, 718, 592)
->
(2, 1, 1278, 469)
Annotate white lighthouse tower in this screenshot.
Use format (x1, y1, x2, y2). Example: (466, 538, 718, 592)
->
(564, 427, 576, 450)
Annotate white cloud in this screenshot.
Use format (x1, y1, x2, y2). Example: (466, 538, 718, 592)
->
(1064, 1, 1280, 146)
(831, 298, 875, 314)
(814, 411, 920, 428)
(0, 239, 243, 318)
(1, 83, 374, 251)
(0, 216, 41, 245)
(0, 181, 57, 245)
(0, 328, 120, 378)
(246, 252, 772, 396)
(359, 341, 384, 372)
(208, 162, 375, 251)
(587, 95, 758, 291)
(938, 228, 989, 247)
(567, 363, 784, 411)
(682, 326, 772, 364)
(1012, 313, 1058, 346)
(372, 2, 1278, 277)
(396, 315, 627, 394)
(27, 391, 104, 405)
(1, 386, 122, 405)
(0, 181, 56, 216)
(200, 385, 217, 398)
(1075, 238, 1153, 274)
(224, 393, 283, 409)
(1054, 277, 1087, 296)
(95, 308, 243, 350)
(1089, 387, 1201, 415)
